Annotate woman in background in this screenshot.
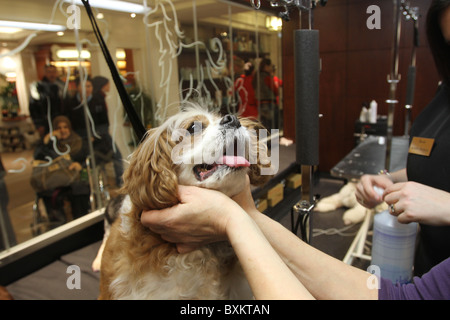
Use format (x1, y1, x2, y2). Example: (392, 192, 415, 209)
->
(34, 115, 90, 222)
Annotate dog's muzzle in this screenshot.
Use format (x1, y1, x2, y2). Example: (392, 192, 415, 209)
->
(193, 115, 249, 181)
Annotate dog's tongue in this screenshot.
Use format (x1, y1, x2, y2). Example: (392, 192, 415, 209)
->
(221, 155, 250, 168)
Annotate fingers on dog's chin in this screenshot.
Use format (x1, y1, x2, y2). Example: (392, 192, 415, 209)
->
(176, 243, 198, 254)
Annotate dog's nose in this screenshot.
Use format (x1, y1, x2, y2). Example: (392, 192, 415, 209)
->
(220, 114, 241, 128)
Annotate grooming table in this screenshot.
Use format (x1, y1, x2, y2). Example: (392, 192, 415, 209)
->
(331, 135, 410, 181)
(6, 241, 101, 299)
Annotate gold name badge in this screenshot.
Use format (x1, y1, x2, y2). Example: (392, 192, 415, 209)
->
(409, 137, 435, 156)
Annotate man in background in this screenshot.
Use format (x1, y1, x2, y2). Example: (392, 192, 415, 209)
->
(29, 64, 65, 138)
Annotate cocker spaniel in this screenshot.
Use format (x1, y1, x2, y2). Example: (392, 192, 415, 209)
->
(98, 106, 272, 299)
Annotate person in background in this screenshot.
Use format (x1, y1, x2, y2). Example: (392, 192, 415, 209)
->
(63, 76, 109, 139)
(91, 75, 124, 187)
(63, 76, 124, 187)
(237, 61, 258, 119)
(29, 64, 65, 138)
(253, 58, 279, 129)
(92, 75, 111, 102)
(34, 115, 90, 222)
(272, 65, 282, 105)
(355, 0, 450, 277)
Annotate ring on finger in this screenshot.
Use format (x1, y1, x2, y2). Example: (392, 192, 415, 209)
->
(389, 204, 396, 214)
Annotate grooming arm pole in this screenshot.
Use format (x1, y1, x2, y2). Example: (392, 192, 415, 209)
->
(403, 4, 420, 136)
(385, 0, 402, 171)
(291, 29, 320, 243)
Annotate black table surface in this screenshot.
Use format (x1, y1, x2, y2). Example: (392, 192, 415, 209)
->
(331, 135, 410, 181)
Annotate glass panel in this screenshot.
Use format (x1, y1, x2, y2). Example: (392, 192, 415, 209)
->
(0, 0, 283, 256)
(177, 1, 283, 132)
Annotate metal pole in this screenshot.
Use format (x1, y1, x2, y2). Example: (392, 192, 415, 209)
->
(404, 8, 419, 136)
(385, 0, 402, 171)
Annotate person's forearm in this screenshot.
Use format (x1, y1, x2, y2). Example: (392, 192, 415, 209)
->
(248, 209, 378, 300)
(226, 210, 314, 300)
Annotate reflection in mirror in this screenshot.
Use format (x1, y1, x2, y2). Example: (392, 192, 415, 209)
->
(0, 0, 283, 259)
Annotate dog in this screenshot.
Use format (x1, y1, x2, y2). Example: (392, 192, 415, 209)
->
(314, 181, 387, 225)
(91, 192, 126, 273)
(98, 106, 271, 299)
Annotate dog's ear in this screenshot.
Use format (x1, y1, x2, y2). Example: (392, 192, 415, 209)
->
(239, 117, 273, 186)
(122, 128, 179, 211)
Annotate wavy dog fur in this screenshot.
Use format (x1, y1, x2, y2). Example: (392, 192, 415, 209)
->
(98, 107, 271, 299)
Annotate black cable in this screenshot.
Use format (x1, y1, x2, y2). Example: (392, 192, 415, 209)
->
(81, 0, 147, 141)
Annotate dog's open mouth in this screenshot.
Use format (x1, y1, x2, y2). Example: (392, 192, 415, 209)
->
(193, 155, 250, 181)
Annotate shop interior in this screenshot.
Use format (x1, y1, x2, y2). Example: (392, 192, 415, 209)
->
(0, 0, 442, 300)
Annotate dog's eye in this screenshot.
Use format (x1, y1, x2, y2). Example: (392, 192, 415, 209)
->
(187, 122, 202, 135)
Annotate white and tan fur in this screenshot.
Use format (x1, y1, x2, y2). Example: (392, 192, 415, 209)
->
(314, 181, 388, 225)
(98, 107, 270, 300)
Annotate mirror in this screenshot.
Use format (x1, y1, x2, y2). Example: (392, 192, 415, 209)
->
(0, 0, 283, 260)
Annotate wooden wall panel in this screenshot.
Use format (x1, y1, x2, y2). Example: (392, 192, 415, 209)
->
(319, 51, 348, 171)
(282, 0, 440, 172)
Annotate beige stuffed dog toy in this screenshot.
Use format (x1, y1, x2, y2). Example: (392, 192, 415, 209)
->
(314, 181, 387, 225)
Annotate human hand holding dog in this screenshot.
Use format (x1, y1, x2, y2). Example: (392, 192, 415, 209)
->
(141, 179, 314, 299)
(141, 184, 250, 253)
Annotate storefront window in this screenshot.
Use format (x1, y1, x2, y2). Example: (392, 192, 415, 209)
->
(0, 0, 282, 256)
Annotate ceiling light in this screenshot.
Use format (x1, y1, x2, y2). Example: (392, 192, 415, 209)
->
(65, 0, 150, 14)
(0, 27, 23, 34)
(6, 72, 16, 80)
(116, 49, 126, 60)
(117, 60, 126, 69)
(0, 20, 65, 32)
(266, 16, 282, 32)
(52, 61, 90, 68)
(2, 56, 17, 70)
(56, 49, 91, 59)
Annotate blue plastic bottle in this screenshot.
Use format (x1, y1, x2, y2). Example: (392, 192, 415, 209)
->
(371, 210, 418, 284)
